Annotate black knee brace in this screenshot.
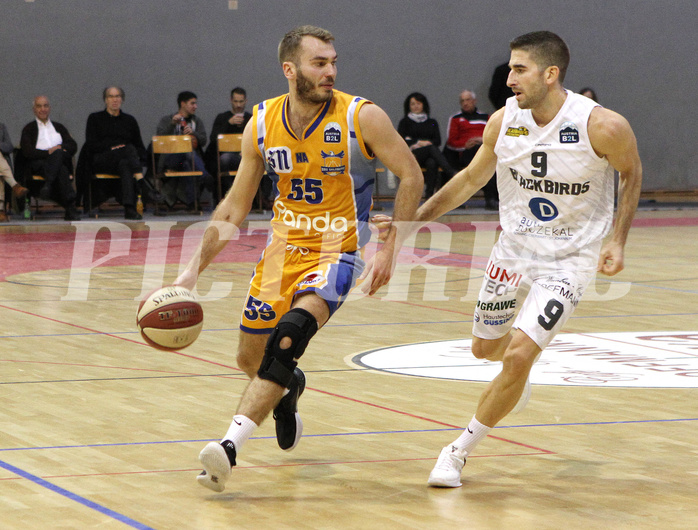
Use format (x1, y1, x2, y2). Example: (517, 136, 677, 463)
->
(257, 308, 318, 387)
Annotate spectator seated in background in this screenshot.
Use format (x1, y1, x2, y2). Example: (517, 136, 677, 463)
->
(205, 86, 274, 208)
(397, 92, 454, 198)
(579, 87, 598, 102)
(1, 121, 15, 168)
(205, 87, 255, 204)
(0, 152, 28, 222)
(206, 87, 251, 172)
(84, 86, 160, 220)
(19, 96, 80, 220)
(0, 122, 28, 218)
(443, 89, 498, 210)
(155, 91, 213, 212)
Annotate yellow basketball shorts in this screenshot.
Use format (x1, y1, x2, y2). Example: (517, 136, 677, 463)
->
(240, 237, 365, 334)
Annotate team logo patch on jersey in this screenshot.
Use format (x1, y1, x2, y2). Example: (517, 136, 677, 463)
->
(505, 126, 529, 137)
(298, 272, 327, 288)
(266, 146, 293, 173)
(559, 121, 579, 143)
(321, 150, 346, 176)
(529, 197, 559, 221)
(324, 122, 342, 143)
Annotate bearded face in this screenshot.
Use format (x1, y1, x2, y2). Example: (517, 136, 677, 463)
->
(295, 64, 334, 105)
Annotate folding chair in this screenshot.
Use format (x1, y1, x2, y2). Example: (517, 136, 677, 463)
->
(216, 133, 242, 202)
(217, 133, 266, 210)
(151, 135, 203, 214)
(88, 173, 121, 218)
(30, 174, 79, 217)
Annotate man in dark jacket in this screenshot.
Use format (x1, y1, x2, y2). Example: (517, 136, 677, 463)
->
(85, 86, 161, 220)
(20, 96, 80, 220)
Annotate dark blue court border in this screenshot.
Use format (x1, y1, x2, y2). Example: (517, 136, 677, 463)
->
(0, 459, 154, 529)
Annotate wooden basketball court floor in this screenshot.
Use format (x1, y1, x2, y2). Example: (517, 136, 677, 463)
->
(1, 205, 697, 529)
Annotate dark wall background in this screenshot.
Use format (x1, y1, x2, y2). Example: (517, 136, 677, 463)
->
(1, 0, 696, 190)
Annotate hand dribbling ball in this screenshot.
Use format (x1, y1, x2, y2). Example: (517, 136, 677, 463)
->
(137, 286, 203, 350)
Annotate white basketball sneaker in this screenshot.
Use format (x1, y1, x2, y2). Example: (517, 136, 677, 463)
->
(197, 441, 235, 492)
(510, 376, 531, 415)
(428, 445, 466, 488)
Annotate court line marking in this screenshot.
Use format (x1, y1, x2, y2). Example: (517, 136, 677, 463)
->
(5, 417, 696, 483)
(0, 459, 155, 529)
(0, 452, 550, 484)
(0, 304, 539, 452)
(3, 417, 695, 454)
(3, 294, 694, 511)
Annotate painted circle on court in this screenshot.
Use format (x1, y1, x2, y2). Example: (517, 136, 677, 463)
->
(352, 331, 698, 388)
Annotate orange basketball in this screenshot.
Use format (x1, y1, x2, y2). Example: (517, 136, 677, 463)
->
(137, 286, 203, 350)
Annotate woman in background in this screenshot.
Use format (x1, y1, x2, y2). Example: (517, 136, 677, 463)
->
(398, 92, 454, 198)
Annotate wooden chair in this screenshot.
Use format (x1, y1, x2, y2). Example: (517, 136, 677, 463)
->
(30, 174, 80, 217)
(216, 133, 265, 210)
(30, 175, 45, 216)
(87, 172, 120, 218)
(216, 133, 242, 203)
(151, 135, 203, 214)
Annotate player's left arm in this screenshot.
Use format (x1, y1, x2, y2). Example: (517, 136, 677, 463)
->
(357, 103, 424, 295)
(589, 107, 643, 276)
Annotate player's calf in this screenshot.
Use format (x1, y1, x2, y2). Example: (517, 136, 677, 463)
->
(258, 308, 317, 450)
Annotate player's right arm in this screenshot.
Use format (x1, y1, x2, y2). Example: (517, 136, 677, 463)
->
(416, 108, 503, 223)
(175, 118, 265, 290)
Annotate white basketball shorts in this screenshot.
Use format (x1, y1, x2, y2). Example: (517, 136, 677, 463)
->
(472, 233, 600, 350)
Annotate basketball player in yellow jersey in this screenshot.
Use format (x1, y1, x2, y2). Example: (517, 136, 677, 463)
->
(176, 25, 423, 493)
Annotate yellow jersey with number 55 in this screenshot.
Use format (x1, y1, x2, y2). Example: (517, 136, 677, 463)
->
(253, 90, 377, 253)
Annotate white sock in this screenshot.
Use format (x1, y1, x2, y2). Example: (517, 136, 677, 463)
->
(221, 415, 257, 451)
(452, 416, 492, 456)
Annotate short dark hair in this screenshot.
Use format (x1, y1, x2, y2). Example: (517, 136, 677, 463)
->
(403, 92, 430, 116)
(230, 87, 247, 98)
(103, 86, 125, 101)
(510, 31, 570, 82)
(278, 25, 334, 65)
(177, 91, 197, 106)
(579, 87, 598, 102)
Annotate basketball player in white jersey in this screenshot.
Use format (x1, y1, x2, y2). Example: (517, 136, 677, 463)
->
(376, 30, 642, 487)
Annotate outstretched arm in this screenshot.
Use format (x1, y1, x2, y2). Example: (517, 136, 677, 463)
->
(175, 119, 265, 289)
(372, 109, 503, 241)
(590, 108, 643, 276)
(416, 109, 502, 224)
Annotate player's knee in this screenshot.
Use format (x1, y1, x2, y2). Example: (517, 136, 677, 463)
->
(257, 308, 318, 388)
(471, 338, 489, 359)
(472, 337, 504, 360)
(236, 348, 260, 379)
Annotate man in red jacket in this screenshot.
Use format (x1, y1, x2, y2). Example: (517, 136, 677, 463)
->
(443, 90, 498, 210)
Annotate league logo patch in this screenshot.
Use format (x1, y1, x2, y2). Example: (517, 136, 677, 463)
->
(505, 126, 529, 137)
(559, 121, 579, 143)
(324, 122, 342, 143)
(321, 150, 346, 176)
